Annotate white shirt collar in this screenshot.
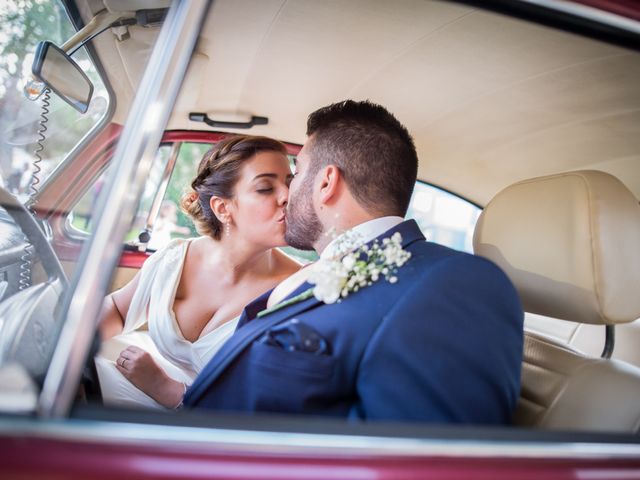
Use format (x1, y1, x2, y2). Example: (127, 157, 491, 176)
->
(320, 216, 404, 259)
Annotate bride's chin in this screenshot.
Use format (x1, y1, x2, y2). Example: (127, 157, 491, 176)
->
(270, 232, 288, 248)
(273, 236, 288, 248)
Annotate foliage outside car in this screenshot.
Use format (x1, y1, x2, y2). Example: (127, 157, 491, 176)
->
(0, 0, 109, 202)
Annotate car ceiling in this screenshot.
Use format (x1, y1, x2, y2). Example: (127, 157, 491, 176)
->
(79, 0, 640, 206)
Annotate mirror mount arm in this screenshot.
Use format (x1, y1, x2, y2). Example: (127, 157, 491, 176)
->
(61, 10, 135, 54)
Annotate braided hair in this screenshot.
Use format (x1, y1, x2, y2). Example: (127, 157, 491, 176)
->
(181, 135, 288, 239)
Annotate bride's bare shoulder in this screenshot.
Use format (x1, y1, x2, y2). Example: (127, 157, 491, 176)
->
(273, 248, 305, 275)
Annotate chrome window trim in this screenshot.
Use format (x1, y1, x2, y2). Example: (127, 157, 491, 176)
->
(1, 418, 639, 460)
(38, 0, 211, 419)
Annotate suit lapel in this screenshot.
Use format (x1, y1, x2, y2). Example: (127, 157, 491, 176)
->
(235, 289, 272, 330)
(185, 282, 322, 404)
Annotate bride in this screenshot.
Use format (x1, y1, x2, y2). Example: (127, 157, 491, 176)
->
(95, 135, 301, 409)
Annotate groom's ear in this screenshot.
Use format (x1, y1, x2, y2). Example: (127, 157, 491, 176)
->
(318, 164, 341, 205)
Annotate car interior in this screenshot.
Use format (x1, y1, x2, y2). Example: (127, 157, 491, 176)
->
(0, 0, 639, 449)
(474, 170, 640, 432)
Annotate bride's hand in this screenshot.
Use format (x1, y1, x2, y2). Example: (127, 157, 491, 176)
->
(116, 346, 184, 408)
(116, 345, 162, 388)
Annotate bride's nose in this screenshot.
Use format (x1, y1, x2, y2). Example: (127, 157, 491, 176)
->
(278, 184, 289, 206)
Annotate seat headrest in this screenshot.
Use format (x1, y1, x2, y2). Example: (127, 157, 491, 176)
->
(473, 170, 640, 325)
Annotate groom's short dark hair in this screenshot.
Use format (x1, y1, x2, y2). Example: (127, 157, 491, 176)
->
(306, 100, 418, 216)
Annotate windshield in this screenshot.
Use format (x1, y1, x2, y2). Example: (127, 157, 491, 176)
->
(0, 0, 109, 202)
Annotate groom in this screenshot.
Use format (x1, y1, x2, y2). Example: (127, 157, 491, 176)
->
(184, 100, 524, 424)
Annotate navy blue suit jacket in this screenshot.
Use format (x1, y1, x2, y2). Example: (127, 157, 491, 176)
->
(184, 220, 524, 424)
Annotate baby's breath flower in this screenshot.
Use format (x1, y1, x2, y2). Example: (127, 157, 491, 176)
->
(307, 232, 411, 305)
(342, 255, 356, 270)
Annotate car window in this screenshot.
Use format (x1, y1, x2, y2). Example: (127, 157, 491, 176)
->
(148, 142, 208, 248)
(0, 0, 110, 202)
(406, 182, 480, 253)
(68, 144, 175, 243)
(85, 145, 481, 259)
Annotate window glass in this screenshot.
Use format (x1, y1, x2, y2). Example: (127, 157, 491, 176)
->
(148, 142, 208, 248)
(406, 182, 480, 253)
(127, 145, 174, 244)
(0, 0, 109, 202)
(68, 142, 220, 246)
(68, 145, 174, 242)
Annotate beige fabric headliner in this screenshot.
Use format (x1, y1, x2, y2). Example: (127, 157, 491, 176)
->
(85, 0, 640, 206)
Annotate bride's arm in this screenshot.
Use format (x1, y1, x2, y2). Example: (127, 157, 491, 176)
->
(98, 273, 141, 340)
(116, 345, 185, 409)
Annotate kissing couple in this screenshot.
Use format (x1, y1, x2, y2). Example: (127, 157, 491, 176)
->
(96, 100, 523, 424)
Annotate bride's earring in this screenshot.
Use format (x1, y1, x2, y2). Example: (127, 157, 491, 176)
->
(225, 221, 231, 237)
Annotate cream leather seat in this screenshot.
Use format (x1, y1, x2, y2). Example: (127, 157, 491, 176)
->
(473, 170, 640, 433)
(524, 314, 640, 368)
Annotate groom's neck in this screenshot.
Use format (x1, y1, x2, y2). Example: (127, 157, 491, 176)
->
(313, 211, 381, 255)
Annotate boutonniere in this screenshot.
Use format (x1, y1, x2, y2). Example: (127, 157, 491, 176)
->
(257, 232, 411, 318)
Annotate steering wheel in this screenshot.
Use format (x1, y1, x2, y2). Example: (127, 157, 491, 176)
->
(0, 187, 68, 285)
(0, 186, 68, 380)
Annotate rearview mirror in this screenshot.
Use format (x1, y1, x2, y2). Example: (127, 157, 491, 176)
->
(32, 41, 94, 114)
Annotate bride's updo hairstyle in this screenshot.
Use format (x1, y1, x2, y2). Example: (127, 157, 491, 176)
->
(181, 135, 288, 239)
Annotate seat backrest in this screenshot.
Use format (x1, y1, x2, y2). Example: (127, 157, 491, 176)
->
(473, 170, 640, 433)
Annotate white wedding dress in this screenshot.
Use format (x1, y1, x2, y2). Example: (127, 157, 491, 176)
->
(95, 238, 239, 410)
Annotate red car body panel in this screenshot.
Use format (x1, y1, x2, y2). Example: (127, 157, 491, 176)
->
(1, 429, 639, 480)
(574, 0, 640, 20)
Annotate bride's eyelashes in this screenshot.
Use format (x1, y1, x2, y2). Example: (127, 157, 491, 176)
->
(257, 179, 290, 194)
(256, 188, 274, 194)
